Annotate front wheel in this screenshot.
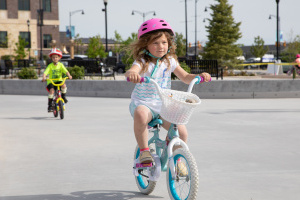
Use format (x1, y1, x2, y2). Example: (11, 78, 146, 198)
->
(58, 100, 64, 119)
(133, 145, 156, 195)
(166, 148, 199, 200)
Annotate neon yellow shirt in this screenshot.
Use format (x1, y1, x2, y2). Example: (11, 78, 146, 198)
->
(44, 62, 68, 85)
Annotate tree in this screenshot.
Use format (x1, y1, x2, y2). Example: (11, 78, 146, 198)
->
(14, 36, 28, 60)
(121, 33, 137, 70)
(74, 34, 83, 54)
(86, 35, 107, 59)
(202, 0, 242, 68)
(112, 31, 124, 63)
(250, 36, 269, 61)
(174, 32, 186, 57)
(281, 35, 300, 62)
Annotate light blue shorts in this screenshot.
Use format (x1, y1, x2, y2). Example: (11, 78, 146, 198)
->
(129, 101, 159, 120)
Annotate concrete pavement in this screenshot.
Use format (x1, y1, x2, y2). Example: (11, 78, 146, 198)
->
(0, 95, 300, 200)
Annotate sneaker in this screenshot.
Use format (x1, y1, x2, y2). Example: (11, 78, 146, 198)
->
(139, 151, 154, 164)
(177, 160, 188, 177)
(48, 105, 53, 112)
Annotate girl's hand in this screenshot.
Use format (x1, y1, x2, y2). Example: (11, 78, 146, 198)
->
(199, 72, 211, 82)
(127, 71, 141, 83)
(68, 75, 73, 80)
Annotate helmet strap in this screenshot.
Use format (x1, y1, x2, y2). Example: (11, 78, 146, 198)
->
(143, 48, 171, 78)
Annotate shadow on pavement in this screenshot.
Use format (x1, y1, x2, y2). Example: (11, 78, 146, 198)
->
(0, 190, 164, 200)
(1, 117, 56, 120)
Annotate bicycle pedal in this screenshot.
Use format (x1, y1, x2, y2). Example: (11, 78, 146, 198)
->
(136, 163, 153, 168)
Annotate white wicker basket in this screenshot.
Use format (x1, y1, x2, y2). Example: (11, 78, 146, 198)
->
(158, 88, 201, 125)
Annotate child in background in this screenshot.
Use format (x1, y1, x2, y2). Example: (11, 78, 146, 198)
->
(42, 48, 72, 112)
(125, 18, 211, 165)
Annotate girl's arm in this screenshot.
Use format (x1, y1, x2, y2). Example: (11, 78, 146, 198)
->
(173, 65, 211, 84)
(125, 64, 142, 83)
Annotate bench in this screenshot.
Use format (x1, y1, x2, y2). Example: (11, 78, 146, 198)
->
(182, 59, 223, 80)
(68, 59, 115, 80)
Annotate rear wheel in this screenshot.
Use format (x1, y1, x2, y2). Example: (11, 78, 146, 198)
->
(58, 100, 64, 119)
(133, 145, 156, 195)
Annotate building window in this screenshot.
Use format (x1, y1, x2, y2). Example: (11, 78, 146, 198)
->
(0, 31, 8, 48)
(43, 0, 51, 12)
(0, 0, 6, 10)
(19, 32, 31, 48)
(43, 34, 52, 48)
(18, 0, 30, 11)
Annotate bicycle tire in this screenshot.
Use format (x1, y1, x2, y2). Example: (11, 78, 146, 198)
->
(58, 100, 64, 119)
(166, 148, 199, 200)
(53, 101, 58, 118)
(133, 145, 156, 195)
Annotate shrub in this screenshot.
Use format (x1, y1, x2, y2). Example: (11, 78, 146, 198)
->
(172, 61, 191, 80)
(67, 65, 85, 79)
(17, 67, 38, 79)
(1, 55, 12, 60)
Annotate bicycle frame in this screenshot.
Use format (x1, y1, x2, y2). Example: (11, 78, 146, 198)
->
(148, 121, 189, 180)
(47, 77, 68, 109)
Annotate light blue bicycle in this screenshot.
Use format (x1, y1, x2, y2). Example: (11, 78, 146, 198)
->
(131, 76, 206, 200)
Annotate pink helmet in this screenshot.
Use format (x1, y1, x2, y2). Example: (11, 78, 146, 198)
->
(49, 48, 62, 58)
(296, 54, 300, 58)
(138, 18, 174, 39)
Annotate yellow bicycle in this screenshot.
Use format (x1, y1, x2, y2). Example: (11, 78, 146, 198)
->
(47, 77, 68, 119)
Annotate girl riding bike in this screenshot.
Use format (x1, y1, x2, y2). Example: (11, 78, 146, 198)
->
(125, 18, 211, 166)
(42, 48, 72, 112)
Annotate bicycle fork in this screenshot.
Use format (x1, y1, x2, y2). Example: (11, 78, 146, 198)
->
(164, 124, 189, 180)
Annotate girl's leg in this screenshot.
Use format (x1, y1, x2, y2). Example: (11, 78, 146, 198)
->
(134, 105, 153, 149)
(134, 105, 154, 163)
(161, 119, 188, 143)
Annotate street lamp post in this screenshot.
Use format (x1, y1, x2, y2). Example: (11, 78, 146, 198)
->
(194, 0, 198, 59)
(185, 0, 188, 58)
(27, 19, 31, 61)
(69, 9, 84, 39)
(38, 0, 43, 61)
(276, 0, 280, 61)
(102, 0, 108, 52)
(131, 10, 156, 22)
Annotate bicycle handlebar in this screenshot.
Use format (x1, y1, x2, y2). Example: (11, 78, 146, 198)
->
(127, 76, 210, 93)
(47, 77, 68, 86)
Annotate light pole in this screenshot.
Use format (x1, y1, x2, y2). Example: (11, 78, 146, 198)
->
(38, 0, 43, 61)
(131, 10, 156, 22)
(102, 0, 108, 52)
(185, 0, 188, 58)
(194, 0, 198, 59)
(276, 0, 280, 61)
(69, 9, 84, 39)
(27, 19, 31, 61)
(269, 12, 280, 61)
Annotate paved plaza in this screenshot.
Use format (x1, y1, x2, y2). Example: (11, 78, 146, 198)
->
(0, 95, 299, 200)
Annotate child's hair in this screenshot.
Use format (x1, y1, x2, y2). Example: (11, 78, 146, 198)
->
(128, 30, 178, 73)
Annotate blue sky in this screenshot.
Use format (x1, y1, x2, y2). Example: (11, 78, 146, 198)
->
(59, 0, 300, 46)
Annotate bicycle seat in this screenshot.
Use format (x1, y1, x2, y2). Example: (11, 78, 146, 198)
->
(148, 118, 163, 127)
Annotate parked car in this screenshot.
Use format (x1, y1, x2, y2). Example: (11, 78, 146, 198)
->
(243, 57, 261, 69)
(114, 62, 126, 73)
(60, 54, 88, 66)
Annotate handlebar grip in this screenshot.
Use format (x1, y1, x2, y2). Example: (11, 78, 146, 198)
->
(126, 76, 150, 83)
(195, 76, 212, 84)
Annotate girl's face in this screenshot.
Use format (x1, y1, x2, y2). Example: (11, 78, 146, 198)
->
(147, 33, 169, 59)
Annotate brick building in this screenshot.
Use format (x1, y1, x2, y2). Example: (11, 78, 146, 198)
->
(0, 0, 59, 60)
